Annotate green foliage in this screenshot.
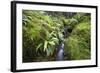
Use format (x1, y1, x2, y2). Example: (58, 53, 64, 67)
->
(64, 14, 91, 60)
(22, 10, 91, 62)
(23, 10, 63, 62)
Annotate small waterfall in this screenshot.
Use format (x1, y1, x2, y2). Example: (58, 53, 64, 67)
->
(56, 42, 64, 61)
(56, 26, 69, 61)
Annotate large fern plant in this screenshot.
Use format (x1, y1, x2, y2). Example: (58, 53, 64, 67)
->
(23, 10, 65, 57)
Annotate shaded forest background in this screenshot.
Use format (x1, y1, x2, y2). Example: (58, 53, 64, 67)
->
(22, 10, 91, 62)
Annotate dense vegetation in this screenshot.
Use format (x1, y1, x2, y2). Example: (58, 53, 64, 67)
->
(22, 10, 91, 62)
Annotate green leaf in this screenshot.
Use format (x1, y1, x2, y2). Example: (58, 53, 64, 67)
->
(44, 41, 48, 51)
(48, 41, 55, 46)
(51, 37, 59, 44)
(36, 43, 43, 51)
